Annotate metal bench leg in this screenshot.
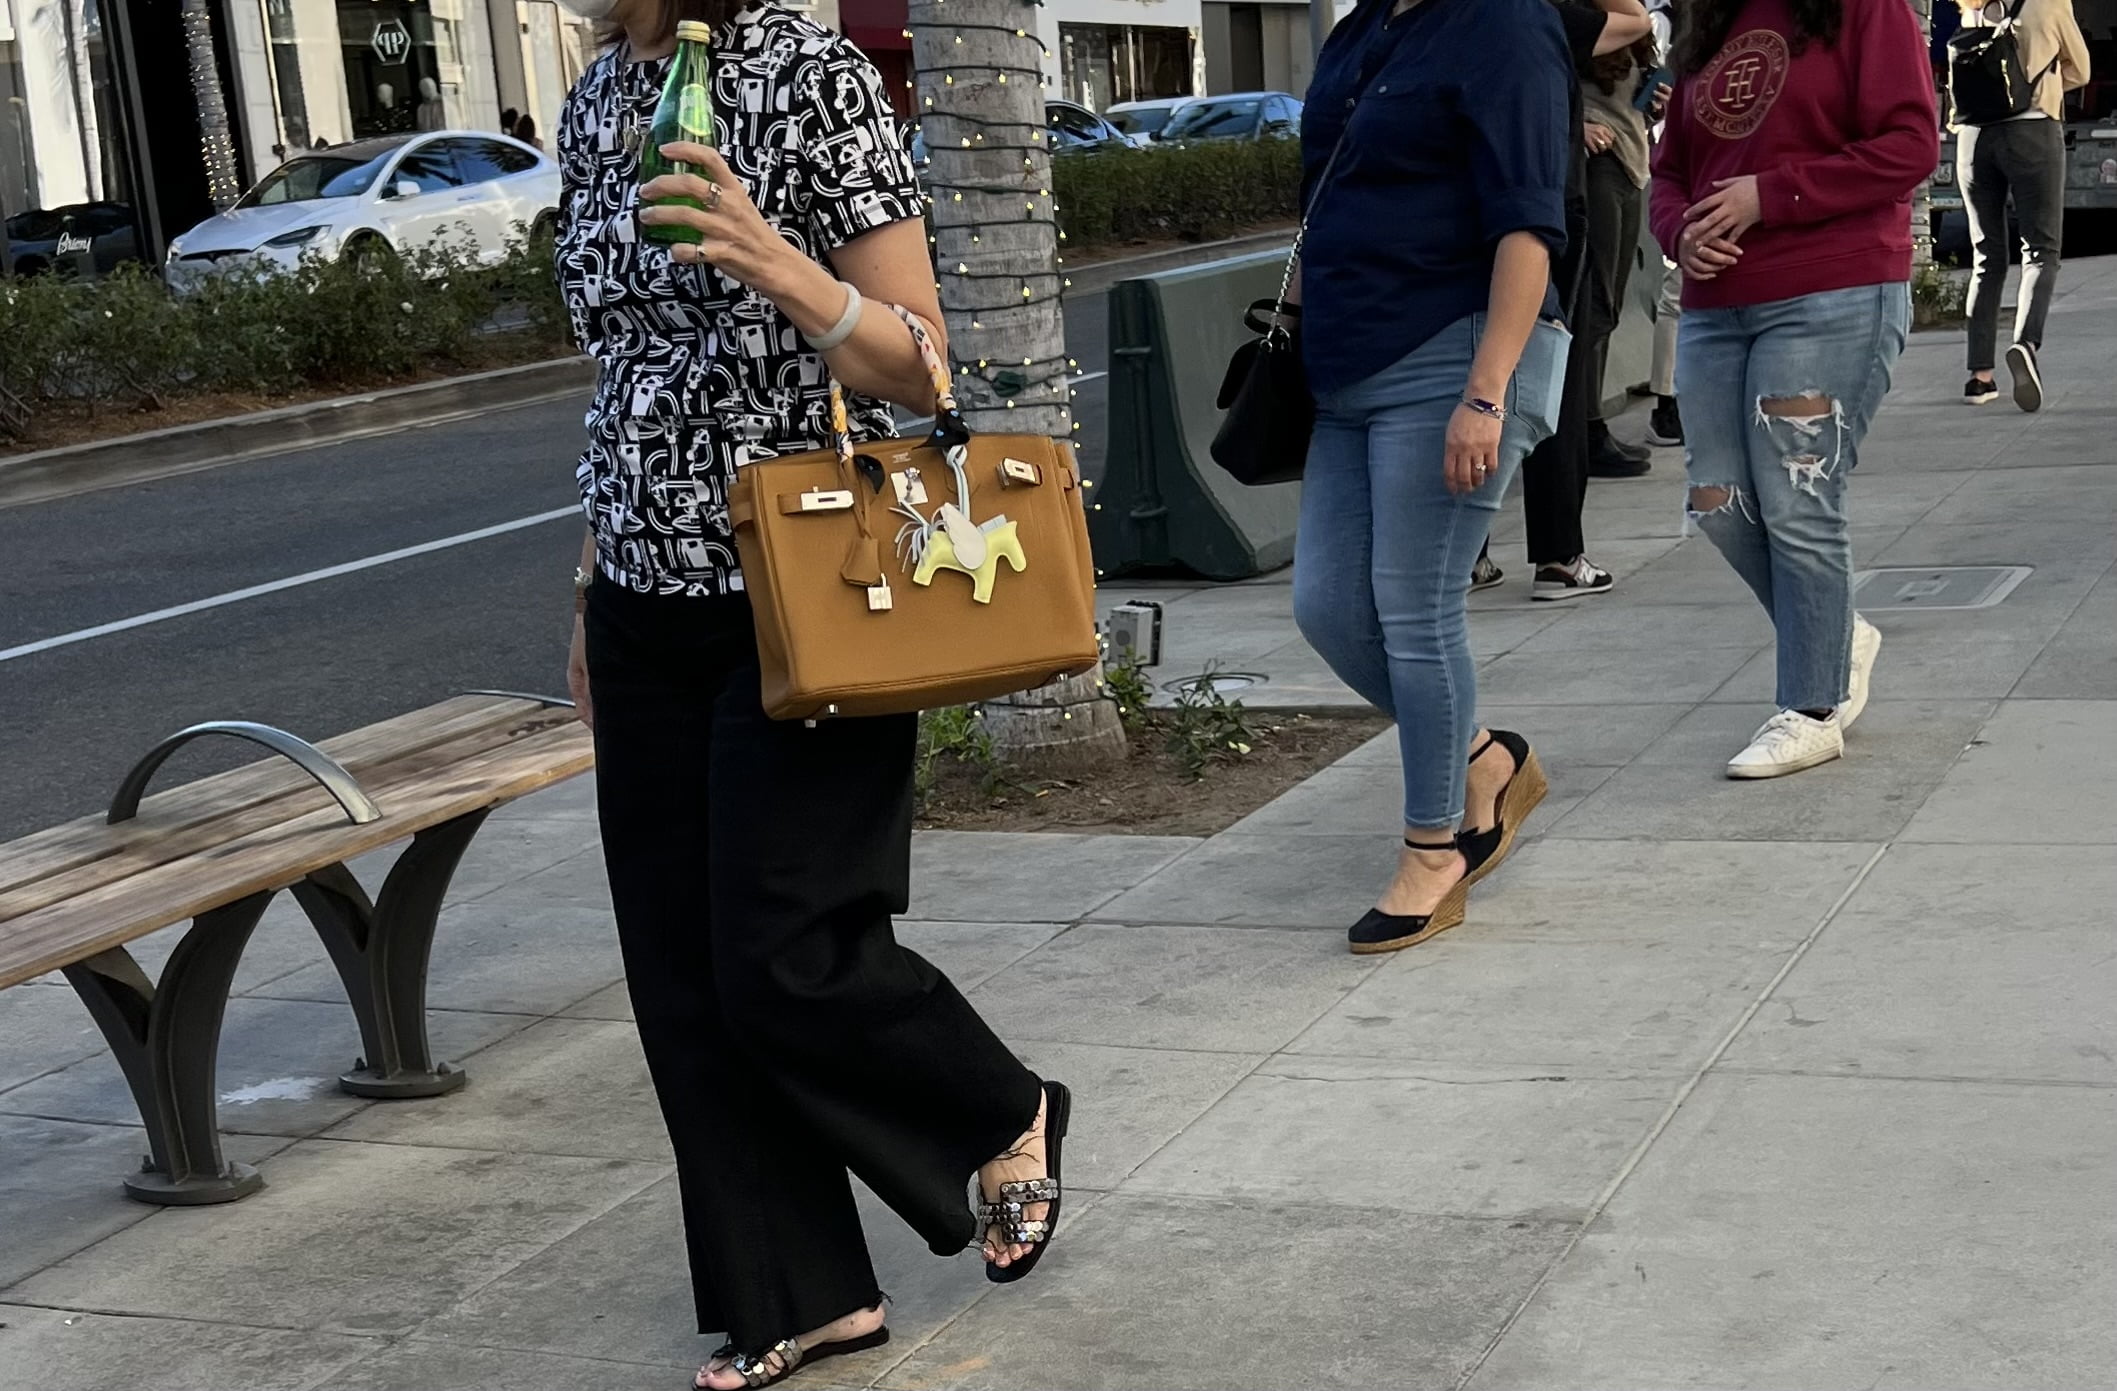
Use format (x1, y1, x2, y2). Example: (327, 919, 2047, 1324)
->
(60, 893, 272, 1205)
(291, 808, 491, 1100)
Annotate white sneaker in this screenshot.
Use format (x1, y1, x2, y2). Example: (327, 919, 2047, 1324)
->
(1726, 710, 1844, 780)
(1842, 614, 1881, 730)
(1531, 556, 1616, 602)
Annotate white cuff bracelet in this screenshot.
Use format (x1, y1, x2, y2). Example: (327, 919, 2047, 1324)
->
(804, 280, 863, 352)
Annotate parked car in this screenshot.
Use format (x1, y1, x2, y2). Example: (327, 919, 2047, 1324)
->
(1159, 92, 1303, 143)
(1105, 97, 1193, 146)
(1044, 99, 1131, 153)
(4, 201, 143, 278)
(164, 131, 558, 290)
(909, 100, 1131, 168)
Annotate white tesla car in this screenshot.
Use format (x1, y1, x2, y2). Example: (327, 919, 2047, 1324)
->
(164, 131, 559, 289)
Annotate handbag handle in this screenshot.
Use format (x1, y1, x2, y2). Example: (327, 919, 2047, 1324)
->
(822, 307, 969, 588)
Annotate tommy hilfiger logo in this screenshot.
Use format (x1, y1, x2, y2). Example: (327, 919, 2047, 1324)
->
(1696, 29, 1791, 139)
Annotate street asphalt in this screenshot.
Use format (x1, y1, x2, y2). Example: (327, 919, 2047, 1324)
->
(0, 294, 1109, 841)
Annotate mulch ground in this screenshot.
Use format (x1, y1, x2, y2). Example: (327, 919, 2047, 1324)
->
(916, 711, 1390, 838)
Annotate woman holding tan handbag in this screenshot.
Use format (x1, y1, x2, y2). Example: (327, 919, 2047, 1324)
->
(550, 1, 1067, 1386)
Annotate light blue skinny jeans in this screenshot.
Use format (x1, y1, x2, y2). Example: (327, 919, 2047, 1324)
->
(1678, 282, 1910, 712)
(1294, 313, 1568, 829)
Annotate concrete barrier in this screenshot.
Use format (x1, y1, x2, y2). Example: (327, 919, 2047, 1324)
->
(1090, 248, 1301, 580)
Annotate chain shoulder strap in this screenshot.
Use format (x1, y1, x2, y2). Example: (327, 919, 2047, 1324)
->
(1273, 52, 1387, 317)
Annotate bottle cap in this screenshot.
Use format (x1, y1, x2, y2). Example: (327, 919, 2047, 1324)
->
(675, 19, 711, 41)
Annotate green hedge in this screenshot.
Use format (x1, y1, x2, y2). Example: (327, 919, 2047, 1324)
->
(0, 236, 568, 416)
(0, 141, 1301, 428)
(1053, 138, 1302, 251)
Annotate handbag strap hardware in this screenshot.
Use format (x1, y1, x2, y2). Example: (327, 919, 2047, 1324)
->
(813, 307, 989, 600)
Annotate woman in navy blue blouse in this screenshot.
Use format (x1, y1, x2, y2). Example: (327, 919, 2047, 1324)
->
(1287, 0, 1575, 954)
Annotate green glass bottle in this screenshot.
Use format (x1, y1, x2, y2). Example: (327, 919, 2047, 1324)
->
(639, 19, 714, 246)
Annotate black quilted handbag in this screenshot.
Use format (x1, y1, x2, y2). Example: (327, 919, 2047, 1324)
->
(1211, 294, 1312, 488)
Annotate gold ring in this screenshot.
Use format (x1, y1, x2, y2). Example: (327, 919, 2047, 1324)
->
(705, 184, 723, 212)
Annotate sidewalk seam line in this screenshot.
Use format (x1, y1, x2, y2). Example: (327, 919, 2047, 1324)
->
(1453, 841, 1892, 1391)
(2002, 552, 2115, 700)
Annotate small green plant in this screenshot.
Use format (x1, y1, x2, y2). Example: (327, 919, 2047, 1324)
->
(1099, 651, 1154, 736)
(1165, 665, 1257, 778)
(915, 705, 1003, 808)
(1911, 261, 1968, 329)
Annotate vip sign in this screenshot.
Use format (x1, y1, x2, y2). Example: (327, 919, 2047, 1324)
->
(371, 19, 413, 64)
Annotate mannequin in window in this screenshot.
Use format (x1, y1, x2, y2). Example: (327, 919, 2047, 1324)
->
(416, 76, 445, 131)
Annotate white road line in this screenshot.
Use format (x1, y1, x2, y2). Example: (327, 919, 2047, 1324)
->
(0, 506, 581, 665)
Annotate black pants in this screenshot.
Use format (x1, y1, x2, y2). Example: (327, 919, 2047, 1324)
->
(586, 581, 1041, 1349)
(1519, 216, 1595, 565)
(1961, 118, 2065, 371)
(1583, 152, 1644, 428)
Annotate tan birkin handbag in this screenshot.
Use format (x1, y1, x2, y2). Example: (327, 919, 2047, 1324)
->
(728, 309, 1100, 721)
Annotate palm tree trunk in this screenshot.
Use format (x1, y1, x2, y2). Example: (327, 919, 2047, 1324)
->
(907, 0, 1069, 436)
(182, 0, 245, 211)
(909, 3, 1126, 767)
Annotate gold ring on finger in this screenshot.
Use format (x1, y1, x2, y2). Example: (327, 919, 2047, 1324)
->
(705, 184, 723, 212)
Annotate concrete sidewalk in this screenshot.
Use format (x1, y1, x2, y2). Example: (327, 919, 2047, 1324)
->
(3, 263, 2113, 1390)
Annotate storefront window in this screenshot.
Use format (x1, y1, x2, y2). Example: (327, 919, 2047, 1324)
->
(1, 0, 145, 277)
(337, 0, 466, 138)
(1, 37, 33, 226)
(1059, 22, 1192, 112)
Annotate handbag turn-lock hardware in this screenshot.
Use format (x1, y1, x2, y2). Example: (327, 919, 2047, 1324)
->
(793, 488, 855, 513)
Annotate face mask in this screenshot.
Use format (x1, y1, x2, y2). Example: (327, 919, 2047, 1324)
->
(554, 0, 616, 19)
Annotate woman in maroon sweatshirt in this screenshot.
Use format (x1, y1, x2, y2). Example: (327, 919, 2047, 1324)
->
(1652, 0, 1936, 779)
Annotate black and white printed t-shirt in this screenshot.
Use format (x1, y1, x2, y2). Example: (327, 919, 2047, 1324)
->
(555, 5, 923, 596)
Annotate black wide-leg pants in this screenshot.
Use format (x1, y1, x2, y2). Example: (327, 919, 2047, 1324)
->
(585, 582, 1042, 1349)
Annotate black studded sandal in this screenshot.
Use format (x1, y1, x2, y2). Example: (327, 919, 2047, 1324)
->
(1457, 730, 1547, 889)
(697, 1322, 889, 1390)
(1347, 837, 1469, 954)
(977, 1079, 1071, 1285)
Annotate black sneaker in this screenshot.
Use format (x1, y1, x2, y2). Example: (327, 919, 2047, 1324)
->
(2005, 343, 2043, 413)
(1532, 556, 1616, 602)
(1646, 395, 1684, 447)
(1470, 551, 1505, 592)
(1963, 376, 1998, 406)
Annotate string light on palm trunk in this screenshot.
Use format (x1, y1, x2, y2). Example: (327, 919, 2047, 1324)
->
(184, 3, 245, 210)
(912, 1, 1067, 427)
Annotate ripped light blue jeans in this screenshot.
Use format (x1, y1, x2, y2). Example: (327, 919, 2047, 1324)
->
(1678, 282, 1910, 713)
(1294, 313, 1567, 829)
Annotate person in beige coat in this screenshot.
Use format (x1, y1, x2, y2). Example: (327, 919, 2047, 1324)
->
(1957, 0, 2091, 412)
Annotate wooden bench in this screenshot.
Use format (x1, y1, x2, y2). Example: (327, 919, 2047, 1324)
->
(0, 694, 594, 1205)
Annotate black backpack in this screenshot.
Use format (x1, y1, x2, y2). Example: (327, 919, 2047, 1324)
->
(1948, 0, 2042, 125)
